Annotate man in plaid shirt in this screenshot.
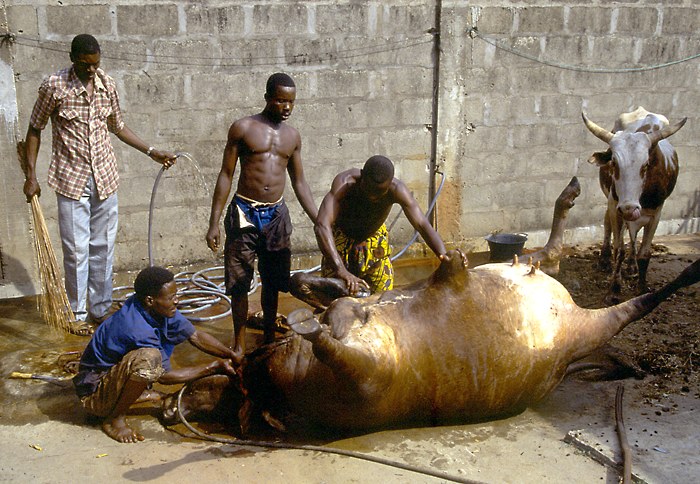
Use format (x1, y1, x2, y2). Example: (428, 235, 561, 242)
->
(23, 34, 176, 334)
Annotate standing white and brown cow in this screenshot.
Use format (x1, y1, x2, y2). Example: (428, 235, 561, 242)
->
(583, 107, 686, 303)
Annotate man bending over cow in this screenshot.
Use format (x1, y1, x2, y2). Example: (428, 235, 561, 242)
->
(73, 266, 238, 443)
(291, 155, 447, 310)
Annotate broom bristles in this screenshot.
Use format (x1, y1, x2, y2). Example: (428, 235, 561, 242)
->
(18, 139, 75, 333)
(30, 195, 75, 333)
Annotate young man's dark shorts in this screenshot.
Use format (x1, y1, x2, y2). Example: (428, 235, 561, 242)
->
(224, 194, 292, 297)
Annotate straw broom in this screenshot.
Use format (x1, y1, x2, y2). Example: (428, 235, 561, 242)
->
(17, 140, 75, 333)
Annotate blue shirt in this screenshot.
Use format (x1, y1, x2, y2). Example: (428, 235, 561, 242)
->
(74, 295, 195, 396)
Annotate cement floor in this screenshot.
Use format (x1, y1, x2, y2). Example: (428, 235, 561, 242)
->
(1, 237, 698, 483)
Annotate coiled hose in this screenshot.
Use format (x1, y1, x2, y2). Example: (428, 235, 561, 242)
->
(116, 153, 446, 322)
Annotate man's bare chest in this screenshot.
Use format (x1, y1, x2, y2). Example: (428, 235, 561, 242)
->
(242, 128, 296, 158)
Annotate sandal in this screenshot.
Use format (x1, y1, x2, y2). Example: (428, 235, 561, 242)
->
(68, 320, 95, 336)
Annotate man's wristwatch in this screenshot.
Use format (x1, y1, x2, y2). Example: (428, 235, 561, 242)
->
(146, 146, 156, 157)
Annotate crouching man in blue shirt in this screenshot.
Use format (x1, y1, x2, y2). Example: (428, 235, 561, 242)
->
(73, 266, 238, 443)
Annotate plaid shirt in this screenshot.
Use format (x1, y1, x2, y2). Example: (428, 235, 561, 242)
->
(29, 67, 125, 200)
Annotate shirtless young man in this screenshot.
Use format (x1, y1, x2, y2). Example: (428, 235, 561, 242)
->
(206, 73, 317, 357)
(291, 155, 447, 310)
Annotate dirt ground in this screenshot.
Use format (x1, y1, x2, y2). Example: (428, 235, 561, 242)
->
(555, 240, 700, 400)
(0, 233, 698, 483)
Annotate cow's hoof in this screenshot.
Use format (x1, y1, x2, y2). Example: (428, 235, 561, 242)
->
(555, 176, 581, 209)
(596, 260, 612, 273)
(161, 395, 181, 425)
(622, 263, 638, 278)
(287, 308, 322, 338)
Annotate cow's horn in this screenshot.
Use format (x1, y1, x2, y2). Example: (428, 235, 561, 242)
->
(648, 117, 687, 145)
(582, 112, 614, 143)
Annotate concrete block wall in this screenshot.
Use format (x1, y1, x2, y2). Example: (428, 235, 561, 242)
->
(0, 32, 36, 298)
(4, 1, 437, 287)
(1, 1, 698, 298)
(438, 1, 699, 250)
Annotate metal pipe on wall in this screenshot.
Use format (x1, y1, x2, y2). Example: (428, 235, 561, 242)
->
(428, 0, 442, 229)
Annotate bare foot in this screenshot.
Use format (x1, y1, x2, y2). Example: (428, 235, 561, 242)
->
(102, 415, 144, 443)
(67, 320, 95, 336)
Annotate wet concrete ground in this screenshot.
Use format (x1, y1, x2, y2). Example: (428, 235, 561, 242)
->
(1, 238, 698, 483)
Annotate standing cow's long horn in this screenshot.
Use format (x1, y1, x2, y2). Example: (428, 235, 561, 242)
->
(648, 117, 687, 145)
(582, 112, 614, 143)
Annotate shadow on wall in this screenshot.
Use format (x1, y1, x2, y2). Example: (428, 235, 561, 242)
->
(676, 188, 700, 234)
(0, 247, 37, 297)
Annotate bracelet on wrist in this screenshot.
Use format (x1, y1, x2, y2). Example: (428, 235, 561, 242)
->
(146, 146, 155, 157)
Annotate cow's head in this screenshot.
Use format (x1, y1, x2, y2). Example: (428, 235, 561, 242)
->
(583, 112, 686, 221)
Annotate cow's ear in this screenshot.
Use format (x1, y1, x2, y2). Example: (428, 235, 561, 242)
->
(587, 149, 612, 166)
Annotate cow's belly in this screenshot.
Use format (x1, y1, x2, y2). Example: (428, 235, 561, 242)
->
(296, 267, 580, 427)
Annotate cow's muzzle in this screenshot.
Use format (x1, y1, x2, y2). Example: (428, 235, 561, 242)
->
(618, 203, 641, 222)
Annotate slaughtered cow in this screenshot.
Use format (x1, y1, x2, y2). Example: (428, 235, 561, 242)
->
(583, 107, 687, 303)
(165, 178, 700, 434)
(169, 251, 700, 433)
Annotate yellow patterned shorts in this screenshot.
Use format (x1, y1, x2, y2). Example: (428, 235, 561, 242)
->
(321, 224, 394, 293)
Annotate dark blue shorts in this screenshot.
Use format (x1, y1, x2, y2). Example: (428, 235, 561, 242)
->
(224, 197, 292, 296)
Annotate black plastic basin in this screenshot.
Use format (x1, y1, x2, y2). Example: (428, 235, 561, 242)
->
(485, 233, 528, 262)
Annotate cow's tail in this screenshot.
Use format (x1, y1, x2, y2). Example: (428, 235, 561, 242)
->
(569, 258, 699, 361)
